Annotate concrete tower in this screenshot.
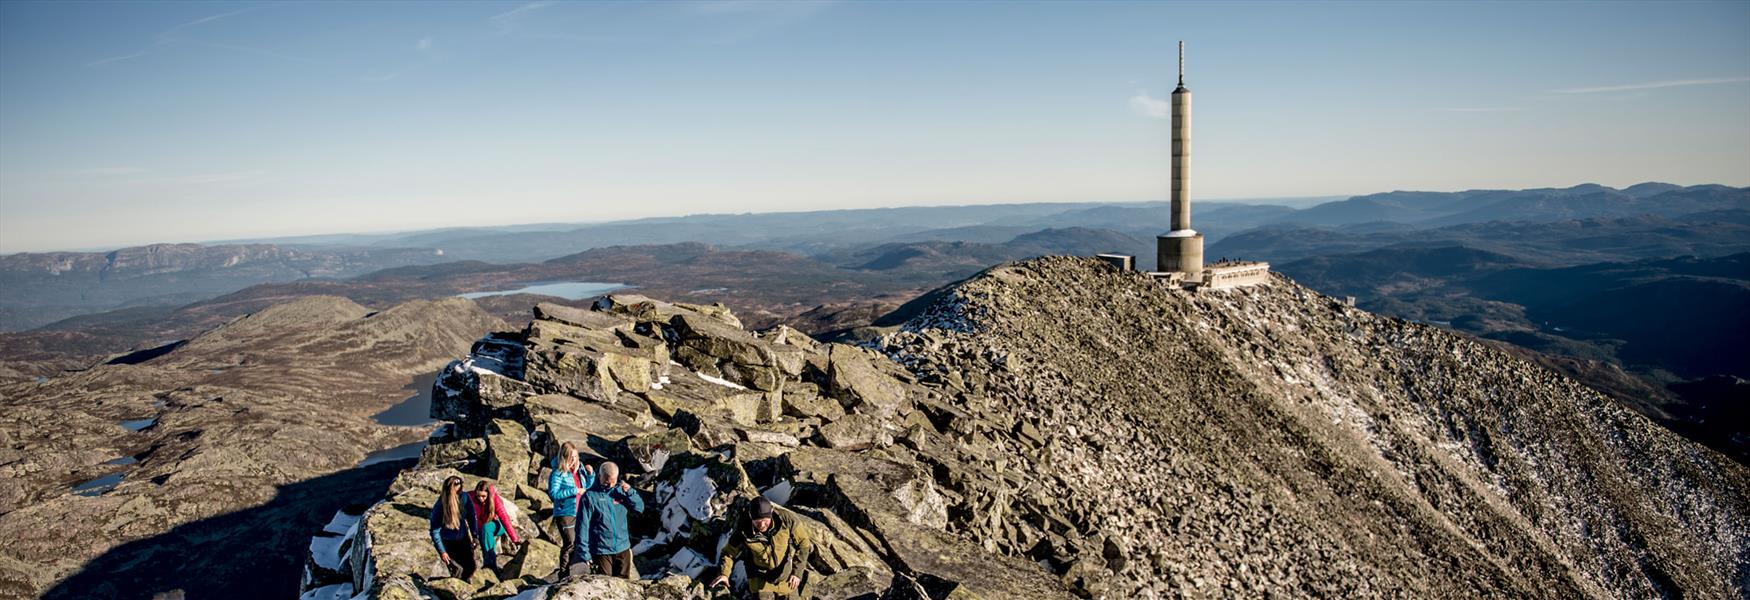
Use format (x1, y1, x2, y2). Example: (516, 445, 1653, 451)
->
(1156, 41, 1204, 279)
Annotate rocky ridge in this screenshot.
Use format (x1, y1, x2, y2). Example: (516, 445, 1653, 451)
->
(305, 257, 1749, 600)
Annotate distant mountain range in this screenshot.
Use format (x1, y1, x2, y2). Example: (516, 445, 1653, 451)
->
(2, 182, 1745, 461)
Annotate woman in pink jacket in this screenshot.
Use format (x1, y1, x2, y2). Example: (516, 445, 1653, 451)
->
(470, 481, 523, 574)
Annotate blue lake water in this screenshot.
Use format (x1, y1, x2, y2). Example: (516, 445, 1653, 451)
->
(371, 372, 441, 427)
(458, 281, 626, 300)
(121, 418, 158, 432)
(73, 473, 124, 496)
(357, 441, 425, 468)
(105, 455, 139, 466)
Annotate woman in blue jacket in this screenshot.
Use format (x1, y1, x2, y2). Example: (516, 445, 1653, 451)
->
(576, 461, 645, 578)
(546, 442, 594, 571)
(430, 475, 478, 580)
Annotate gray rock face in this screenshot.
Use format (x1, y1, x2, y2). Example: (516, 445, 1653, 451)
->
(311, 257, 1749, 600)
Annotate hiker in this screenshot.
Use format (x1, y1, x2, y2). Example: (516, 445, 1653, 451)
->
(547, 441, 594, 569)
(576, 461, 644, 578)
(429, 475, 479, 580)
(472, 481, 522, 576)
(710, 497, 814, 598)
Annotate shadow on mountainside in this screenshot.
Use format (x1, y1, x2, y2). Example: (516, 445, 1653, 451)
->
(43, 458, 412, 600)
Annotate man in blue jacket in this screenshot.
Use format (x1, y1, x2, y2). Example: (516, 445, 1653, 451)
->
(576, 461, 645, 578)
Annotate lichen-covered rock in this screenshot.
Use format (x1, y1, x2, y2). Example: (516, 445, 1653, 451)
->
(486, 419, 533, 486)
(503, 538, 561, 582)
(825, 345, 910, 418)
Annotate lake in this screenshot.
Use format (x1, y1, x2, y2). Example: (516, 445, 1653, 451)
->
(458, 281, 626, 300)
(371, 372, 441, 427)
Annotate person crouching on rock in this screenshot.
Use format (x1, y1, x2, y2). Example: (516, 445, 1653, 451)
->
(711, 497, 814, 599)
(430, 475, 479, 580)
(472, 481, 522, 577)
(547, 442, 594, 573)
(576, 461, 644, 578)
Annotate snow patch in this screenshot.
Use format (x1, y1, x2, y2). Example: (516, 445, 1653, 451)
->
(695, 371, 746, 390)
(321, 510, 361, 536)
(761, 480, 793, 506)
(309, 534, 345, 571)
(666, 547, 712, 579)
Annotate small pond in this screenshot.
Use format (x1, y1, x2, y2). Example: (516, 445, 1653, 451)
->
(121, 418, 158, 432)
(72, 473, 124, 497)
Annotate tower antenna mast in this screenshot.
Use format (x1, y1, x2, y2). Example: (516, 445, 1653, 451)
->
(1178, 40, 1184, 87)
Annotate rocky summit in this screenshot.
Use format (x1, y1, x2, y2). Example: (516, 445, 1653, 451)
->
(301, 257, 1748, 600)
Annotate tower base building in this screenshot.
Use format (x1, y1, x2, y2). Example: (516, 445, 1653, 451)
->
(1156, 231, 1204, 281)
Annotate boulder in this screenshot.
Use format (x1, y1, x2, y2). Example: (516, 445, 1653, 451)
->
(534, 302, 634, 331)
(420, 437, 486, 470)
(421, 576, 473, 600)
(738, 428, 801, 448)
(825, 346, 911, 417)
(524, 346, 644, 403)
(785, 506, 893, 584)
(787, 448, 1071, 599)
(816, 413, 891, 452)
(542, 575, 701, 600)
(486, 419, 533, 486)
(525, 395, 650, 456)
(802, 566, 890, 600)
(596, 293, 742, 330)
(502, 537, 561, 582)
(781, 384, 844, 422)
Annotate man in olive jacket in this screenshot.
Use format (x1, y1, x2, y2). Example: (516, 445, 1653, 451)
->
(710, 497, 814, 599)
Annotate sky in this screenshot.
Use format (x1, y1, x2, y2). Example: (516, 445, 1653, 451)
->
(1, 1, 1747, 254)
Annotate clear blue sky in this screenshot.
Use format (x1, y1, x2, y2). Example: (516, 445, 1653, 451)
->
(2, 1, 1747, 253)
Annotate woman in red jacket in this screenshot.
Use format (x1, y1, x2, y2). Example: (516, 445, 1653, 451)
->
(471, 481, 523, 576)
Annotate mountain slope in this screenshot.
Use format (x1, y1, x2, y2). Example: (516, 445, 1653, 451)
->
(878, 257, 1748, 598)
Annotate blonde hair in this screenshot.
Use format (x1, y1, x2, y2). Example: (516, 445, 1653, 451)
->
(560, 441, 580, 472)
(438, 476, 464, 530)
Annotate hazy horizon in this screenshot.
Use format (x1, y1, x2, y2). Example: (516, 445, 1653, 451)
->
(4, 1, 1748, 253)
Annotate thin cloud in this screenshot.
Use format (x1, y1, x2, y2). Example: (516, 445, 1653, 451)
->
(489, 1, 555, 30)
(687, 0, 834, 15)
(1128, 92, 1172, 119)
(1553, 77, 1750, 94)
(86, 51, 150, 68)
(85, 5, 293, 68)
(416, 37, 435, 52)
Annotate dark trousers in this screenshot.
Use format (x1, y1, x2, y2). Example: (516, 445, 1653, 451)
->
(596, 548, 634, 578)
(441, 537, 477, 580)
(482, 546, 499, 575)
(555, 516, 578, 566)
